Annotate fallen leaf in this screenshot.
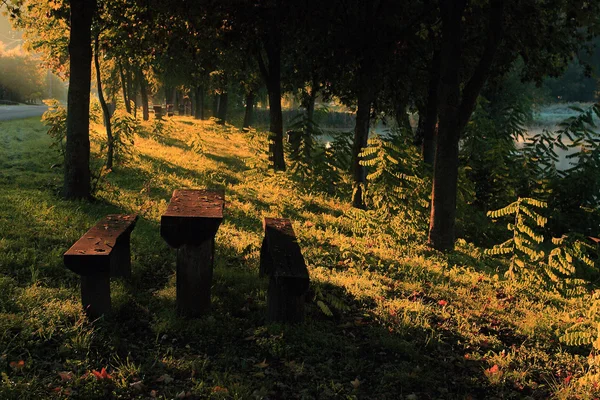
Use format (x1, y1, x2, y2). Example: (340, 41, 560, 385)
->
(156, 374, 174, 384)
(130, 381, 145, 391)
(58, 371, 74, 381)
(150, 390, 158, 397)
(487, 364, 500, 374)
(212, 386, 229, 394)
(351, 378, 361, 389)
(438, 300, 448, 306)
(91, 367, 112, 380)
(9, 360, 25, 370)
(254, 359, 269, 369)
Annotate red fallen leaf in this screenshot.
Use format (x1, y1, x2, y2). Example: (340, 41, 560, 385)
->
(91, 367, 112, 380)
(212, 386, 229, 393)
(58, 371, 74, 381)
(564, 373, 573, 384)
(487, 364, 500, 374)
(9, 360, 25, 370)
(438, 300, 448, 306)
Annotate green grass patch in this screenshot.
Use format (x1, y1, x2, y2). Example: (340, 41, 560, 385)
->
(0, 116, 595, 399)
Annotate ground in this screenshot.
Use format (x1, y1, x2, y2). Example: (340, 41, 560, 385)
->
(0, 116, 595, 399)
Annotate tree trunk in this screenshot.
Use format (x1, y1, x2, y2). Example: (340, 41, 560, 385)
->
(131, 70, 138, 118)
(256, 0, 285, 171)
(242, 90, 255, 130)
(304, 85, 317, 161)
(138, 69, 149, 121)
(93, 34, 113, 170)
(118, 61, 130, 114)
(422, 50, 441, 166)
(428, 0, 504, 251)
(194, 86, 204, 120)
(212, 95, 219, 118)
(217, 92, 228, 125)
(351, 63, 374, 209)
(64, 0, 95, 200)
(267, 84, 285, 170)
(427, 1, 464, 251)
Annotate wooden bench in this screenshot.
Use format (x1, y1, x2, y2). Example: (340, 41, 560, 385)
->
(161, 189, 224, 316)
(153, 105, 163, 119)
(260, 218, 309, 323)
(64, 214, 138, 319)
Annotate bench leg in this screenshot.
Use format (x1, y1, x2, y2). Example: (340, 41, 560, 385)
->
(176, 239, 214, 317)
(267, 277, 305, 323)
(80, 274, 111, 319)
(110, 233, 132, 278)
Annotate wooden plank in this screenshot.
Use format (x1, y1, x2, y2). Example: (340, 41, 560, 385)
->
(161, 189, 225, 248)
(64, 214, 138, 276)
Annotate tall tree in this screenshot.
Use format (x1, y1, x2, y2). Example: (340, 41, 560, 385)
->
(64, 0, 96, 199)
(428, 0, 600, 251)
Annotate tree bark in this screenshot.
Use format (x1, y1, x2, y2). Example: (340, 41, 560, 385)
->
(212, 94, 219, 118)
(217, 92, 228, 125)
(351, 63, 374, 209)
(428, 0, 504, 251)
(138, 69, 149, 121)
(194, 86, 204, 120)
(64, 0, 95, 200)
(421, 50, 441, 166)
(242, 90, 255, 130)
(303, 84, 317, 161)
(257, 0, 285, 171)
(118, 61, 130, 114)
(94, 34, 113, 170)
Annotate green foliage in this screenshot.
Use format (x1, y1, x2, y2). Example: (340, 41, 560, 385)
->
(41, 98, 66, 159)
(312, 284, 350, 317)
(89, 98, 102, 125)
(561, 292, 600, 360)
(519, 103, 600, 234)
(485, 198, 547, 279)
(359, 129, 430, 227)
(110, 110, 138, 165)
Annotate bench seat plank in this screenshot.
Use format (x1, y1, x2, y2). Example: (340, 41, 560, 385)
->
(64, 214, 138, 276)
(161, 189, 224, 248)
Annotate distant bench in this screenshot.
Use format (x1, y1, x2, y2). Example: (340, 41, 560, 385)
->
(161, 189, 225, 317)
(64, 214, 138, 319)
(260, 218, 309, 323)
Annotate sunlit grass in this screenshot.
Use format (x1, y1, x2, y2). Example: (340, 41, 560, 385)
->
(0, 115, 596, 398)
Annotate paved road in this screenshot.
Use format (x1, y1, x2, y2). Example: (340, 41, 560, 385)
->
(0, 105, 48, 121)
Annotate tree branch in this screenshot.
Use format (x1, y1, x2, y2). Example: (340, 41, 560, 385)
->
(458, 0, 505, 131)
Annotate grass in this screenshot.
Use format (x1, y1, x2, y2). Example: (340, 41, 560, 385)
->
(0, 115, 596, 399)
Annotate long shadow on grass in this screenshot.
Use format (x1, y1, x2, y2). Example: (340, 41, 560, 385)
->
(96, 238, 529, 399)
(203, 153, 250, 173)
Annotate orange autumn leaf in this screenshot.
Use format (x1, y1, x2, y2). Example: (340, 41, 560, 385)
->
(212, 386, 229, 393)
(9, 360, 25, 370)
(58, 371, 74, 381)
(91, 367, 112, 380)
(487, 364, 500, 374)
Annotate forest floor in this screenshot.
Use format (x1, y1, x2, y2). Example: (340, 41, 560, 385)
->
(0, 116, 595, 399)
